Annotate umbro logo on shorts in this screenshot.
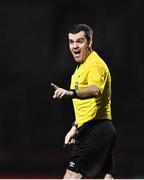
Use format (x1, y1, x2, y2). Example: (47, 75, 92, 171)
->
(69, 161, 75, 168)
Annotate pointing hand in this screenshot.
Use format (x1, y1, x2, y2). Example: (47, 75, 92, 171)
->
(51, 83, 72, 99)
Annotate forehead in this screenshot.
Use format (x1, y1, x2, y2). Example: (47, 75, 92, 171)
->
(68, 31, 86, 40)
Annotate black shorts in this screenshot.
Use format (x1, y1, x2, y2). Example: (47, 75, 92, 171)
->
(67, 119, 117, 178)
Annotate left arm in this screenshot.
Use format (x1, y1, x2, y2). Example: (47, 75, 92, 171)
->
(73, 85, 100, 99)
(51, 83, 100, 99)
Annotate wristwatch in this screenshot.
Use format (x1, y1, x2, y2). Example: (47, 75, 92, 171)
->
(72, 121, 78, 128)
(70, 89, 77, 98)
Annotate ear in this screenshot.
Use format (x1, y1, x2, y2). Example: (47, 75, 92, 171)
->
(88, 39, 92, 48)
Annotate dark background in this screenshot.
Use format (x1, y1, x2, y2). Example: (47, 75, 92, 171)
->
(0, 0, 144, 178)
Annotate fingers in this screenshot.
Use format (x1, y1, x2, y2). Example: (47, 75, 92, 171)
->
(53, 88, 69, 99)
(64, 134, 75, 145)
(51, 83, 69, 99)
(69, 138, 75, 144)
(65, 135, 70, 145)
(51, 83, 59, 90)
(64, 138, 75, 149)
(59, 91, 66, 98)
(51, 83, 62, 99)
(53, 89, 63, 99)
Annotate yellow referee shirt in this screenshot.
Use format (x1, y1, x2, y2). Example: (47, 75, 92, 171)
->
(70, 51, 112, 128)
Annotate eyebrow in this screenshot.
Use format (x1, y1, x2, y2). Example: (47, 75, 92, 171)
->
(69, 38, 85, 41)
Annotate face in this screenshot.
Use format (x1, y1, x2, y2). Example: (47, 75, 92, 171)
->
(68, 31, 92, 63)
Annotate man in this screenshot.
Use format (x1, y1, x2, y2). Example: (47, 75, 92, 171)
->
(51, 24, 117, 179)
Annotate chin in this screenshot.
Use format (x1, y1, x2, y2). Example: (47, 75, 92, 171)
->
(75, 58, 83, 63)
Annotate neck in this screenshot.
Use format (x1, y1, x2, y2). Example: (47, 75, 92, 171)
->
(84, 48, 93, 61)
(77, 48, 93, 66)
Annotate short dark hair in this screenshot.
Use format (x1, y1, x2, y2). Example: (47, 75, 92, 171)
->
(68, 24, 93, 41)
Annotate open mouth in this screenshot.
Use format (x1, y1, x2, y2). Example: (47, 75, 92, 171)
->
(73, 51, 81, 57)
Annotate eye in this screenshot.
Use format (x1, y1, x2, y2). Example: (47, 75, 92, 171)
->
(69, 40, 74, 44)
(77, 39, 84, 44)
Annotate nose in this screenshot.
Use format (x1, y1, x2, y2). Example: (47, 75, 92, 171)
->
(73, 42, 78, 48)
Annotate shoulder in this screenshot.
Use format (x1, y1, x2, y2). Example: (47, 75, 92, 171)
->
(90, 51, 110, 75)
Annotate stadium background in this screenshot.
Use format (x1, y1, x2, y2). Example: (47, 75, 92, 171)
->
(0, 0, 144, 178)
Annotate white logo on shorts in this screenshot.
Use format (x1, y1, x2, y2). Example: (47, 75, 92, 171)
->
(69, 161, 75, 168)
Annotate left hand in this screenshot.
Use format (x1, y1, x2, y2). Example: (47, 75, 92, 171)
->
(51, 83, 70, 99)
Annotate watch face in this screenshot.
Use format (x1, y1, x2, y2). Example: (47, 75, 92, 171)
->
(72, 122, 78, 128)
(75, 82, 79, 89)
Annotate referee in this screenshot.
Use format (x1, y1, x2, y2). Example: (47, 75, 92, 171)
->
(51, 24, 117, 179)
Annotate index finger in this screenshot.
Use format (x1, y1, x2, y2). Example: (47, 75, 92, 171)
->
(51, 83, 59, 90)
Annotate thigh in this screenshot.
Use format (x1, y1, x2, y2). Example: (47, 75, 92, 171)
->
(101, 130, 117, 176)
(67, 120, 117, 178)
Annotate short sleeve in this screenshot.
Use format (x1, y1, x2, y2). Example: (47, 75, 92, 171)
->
(88, 65, 107, 94)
